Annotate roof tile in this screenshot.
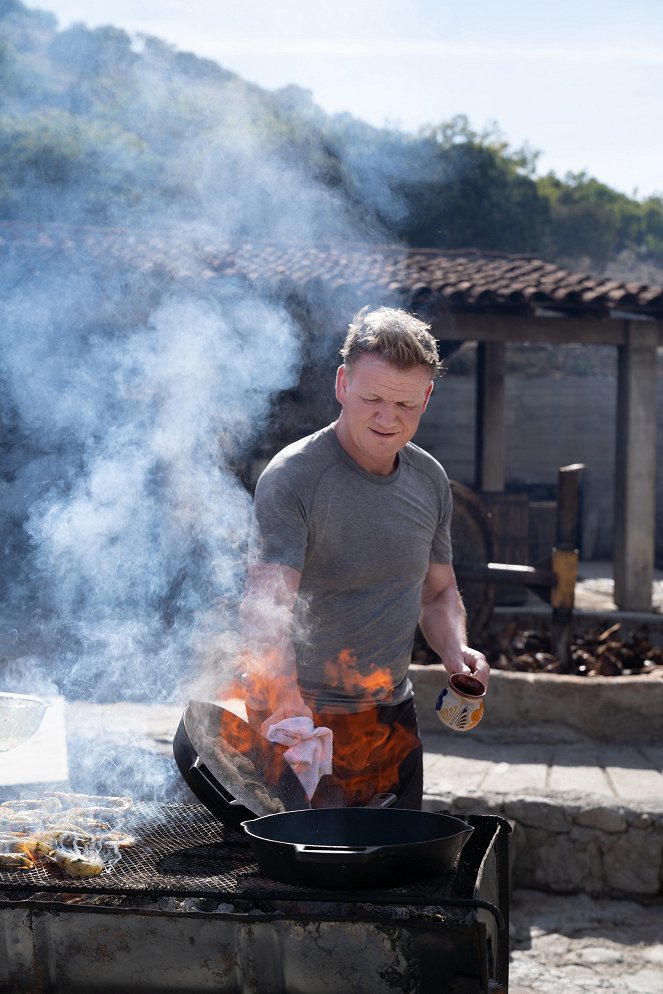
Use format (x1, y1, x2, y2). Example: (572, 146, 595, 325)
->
(2, 221, 663, 320)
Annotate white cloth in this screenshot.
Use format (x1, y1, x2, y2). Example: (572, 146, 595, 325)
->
(265, 717, 333, 800)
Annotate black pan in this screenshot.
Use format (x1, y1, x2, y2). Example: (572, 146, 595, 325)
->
(241, 807, 474, 889)
(173, 699, 311, 831)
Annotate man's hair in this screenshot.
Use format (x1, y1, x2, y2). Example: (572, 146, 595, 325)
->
(340, 305, 444, 379)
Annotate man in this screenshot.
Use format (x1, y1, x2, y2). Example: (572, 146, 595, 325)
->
(241, 305, 489, 809)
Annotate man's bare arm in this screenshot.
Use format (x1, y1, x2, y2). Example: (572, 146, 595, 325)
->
(239, 562, 313, 729)
(420, 561, 490, 687)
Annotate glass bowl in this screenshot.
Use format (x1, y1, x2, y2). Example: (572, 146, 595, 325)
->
(0, 692, 50, 752)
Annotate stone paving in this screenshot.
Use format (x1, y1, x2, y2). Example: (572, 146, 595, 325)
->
(420, 715, 663, 892)
(508, 889, 663, 994)
(421, 726, 663, 806)
(574, 560, 663, 614)
(420, 723, 663, 992)
(425, 569, 663, 991)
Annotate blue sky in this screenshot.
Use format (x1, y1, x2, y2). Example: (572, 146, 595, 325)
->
(35, 0, 663, 198)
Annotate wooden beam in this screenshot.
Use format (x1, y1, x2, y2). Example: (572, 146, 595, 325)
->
(555, 463, 585, 549)
(475, 341, 506, 491)
(613, 321, 658, 610)
(454, 562, 556, 588)
(432, 313, 663, 346)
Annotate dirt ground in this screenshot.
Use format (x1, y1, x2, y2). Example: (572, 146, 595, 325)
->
(509, 889, 663, 993)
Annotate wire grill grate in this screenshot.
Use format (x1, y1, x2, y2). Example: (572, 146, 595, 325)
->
(0, 803, 493, 907)
(0, 802, 256, 897)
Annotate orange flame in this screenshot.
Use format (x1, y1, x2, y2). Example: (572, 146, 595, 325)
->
(218, 647, 419, 806)
(324, 648, 393, 699)
(232, 646, 304, 717)
(317, 649, 420, 805)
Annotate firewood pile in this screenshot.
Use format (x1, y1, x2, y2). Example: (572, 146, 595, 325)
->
(478, 620, 663, 677)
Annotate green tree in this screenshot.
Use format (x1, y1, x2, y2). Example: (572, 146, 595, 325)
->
(1, 3, 662, 278)
(395, 116, 549, 253)
(537, 171, 663, 270)
(639, 197, 663, 260)
(0, 111, 159, 221)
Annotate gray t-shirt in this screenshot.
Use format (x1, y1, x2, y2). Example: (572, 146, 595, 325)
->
(252, 424, 453, 711)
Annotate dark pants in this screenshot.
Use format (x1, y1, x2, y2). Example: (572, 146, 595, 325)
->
(247, 696, 424, 810)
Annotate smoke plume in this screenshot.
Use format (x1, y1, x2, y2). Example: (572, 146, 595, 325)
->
(0, 7, 397, 795)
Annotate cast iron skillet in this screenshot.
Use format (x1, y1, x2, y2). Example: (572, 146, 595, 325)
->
(241, 807, 474, 889)
(173, 699, 311, 831)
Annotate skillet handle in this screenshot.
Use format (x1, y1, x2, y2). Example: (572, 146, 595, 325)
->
(367, 792, 397, 808)
(192, 757, 239, 804)
(192, 756, 255, 812)
(294, 844, 380, 864)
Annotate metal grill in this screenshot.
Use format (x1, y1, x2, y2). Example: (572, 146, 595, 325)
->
(0, 808, 511, 993)
(1, 802, 256, 897)
(0, 802, 493, 910)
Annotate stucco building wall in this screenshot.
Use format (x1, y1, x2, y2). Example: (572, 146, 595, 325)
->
(415, 373, 663, 563)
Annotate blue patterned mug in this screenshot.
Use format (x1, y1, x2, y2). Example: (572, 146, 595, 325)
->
(435, 672, 486, 732)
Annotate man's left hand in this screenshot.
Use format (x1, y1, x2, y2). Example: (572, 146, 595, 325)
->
(446, 645, 490, 688)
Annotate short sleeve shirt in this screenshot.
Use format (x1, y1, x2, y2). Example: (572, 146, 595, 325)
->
(252, 425, 453, 711)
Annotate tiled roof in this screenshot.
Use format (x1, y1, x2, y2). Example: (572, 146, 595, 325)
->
(2, 221, 663, 320)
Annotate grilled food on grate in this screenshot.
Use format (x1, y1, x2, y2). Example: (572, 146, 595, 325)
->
(48, 847, 106, 878)
(0, 792, 136, 877)
(0, 850, 35, 870)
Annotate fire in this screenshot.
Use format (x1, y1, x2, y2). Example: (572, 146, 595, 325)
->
(326, 648, 393, 698)
(215, 654, 302, 789)
(318, 649, 420, 806)
(221, 647, 420, 806)
(228, 647, 301, 717)
(323, 709, 419, 805)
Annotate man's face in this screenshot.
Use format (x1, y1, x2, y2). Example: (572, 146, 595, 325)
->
(334, 354, 433, 475)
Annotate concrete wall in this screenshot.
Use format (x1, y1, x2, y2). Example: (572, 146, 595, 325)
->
(414, 372, 663, 562)
(411, 663, 663, 745)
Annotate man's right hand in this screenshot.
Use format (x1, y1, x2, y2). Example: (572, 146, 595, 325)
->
(260, 701, 314, 738)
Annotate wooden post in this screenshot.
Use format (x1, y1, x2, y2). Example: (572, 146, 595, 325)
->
(551, 463, 584, 668)
(614, 321, 657, 610)
(474, 340, 506, 492)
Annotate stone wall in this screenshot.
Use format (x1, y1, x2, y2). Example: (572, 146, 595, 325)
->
(412, 665, 663, 745)
(442, 789, 663, 899)
(413, 664, 663, 898)
(414, 372, 663, 562)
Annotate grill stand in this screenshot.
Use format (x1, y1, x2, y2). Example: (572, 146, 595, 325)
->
(0, 808, 510, 994)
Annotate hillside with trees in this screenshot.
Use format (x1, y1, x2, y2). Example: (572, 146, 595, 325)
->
(2, 0, 663, 278)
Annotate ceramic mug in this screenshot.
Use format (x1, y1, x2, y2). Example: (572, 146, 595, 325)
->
(435, 672, 486, 732)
